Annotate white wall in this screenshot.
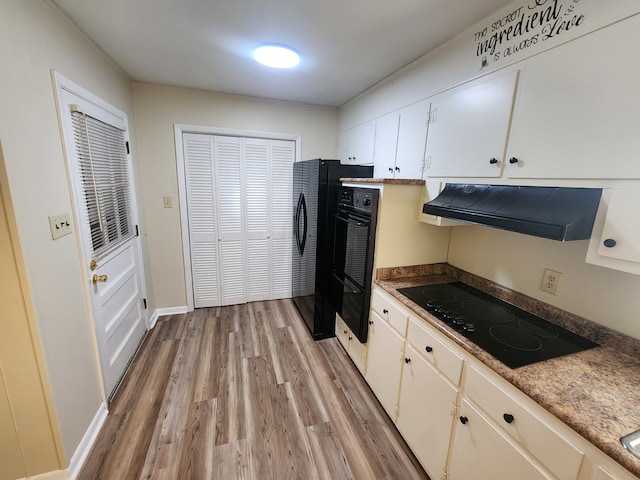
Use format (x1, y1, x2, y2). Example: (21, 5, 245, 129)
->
(0, 0, 141, 462)
(339, 0, 640, 340)
(132, 83, 339, 308)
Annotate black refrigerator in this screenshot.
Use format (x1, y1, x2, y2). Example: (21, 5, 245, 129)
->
(292, 159, 374, 340)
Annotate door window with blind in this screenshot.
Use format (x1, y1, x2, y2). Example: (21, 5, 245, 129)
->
(71, 108, 135, 257)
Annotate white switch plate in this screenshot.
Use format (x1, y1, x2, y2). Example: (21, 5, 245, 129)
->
(48, 212, 72, 240)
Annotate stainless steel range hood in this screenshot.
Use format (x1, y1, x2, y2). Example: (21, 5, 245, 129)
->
(422, 184, 603, 241)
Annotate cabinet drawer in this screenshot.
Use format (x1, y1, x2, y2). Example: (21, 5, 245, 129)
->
(465, 364, 584, 480)
(371, 289, 408, 336)
(407, 317, 463, 386)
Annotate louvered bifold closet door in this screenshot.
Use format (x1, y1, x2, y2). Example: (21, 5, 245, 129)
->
(183, 133, 221, 307)
(244, 138, 270, 302)
(270, 140, 294, 299)
(214, 136, 246, 306)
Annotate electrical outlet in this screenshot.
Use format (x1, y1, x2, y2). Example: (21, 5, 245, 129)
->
(48, 212, 72, 240)
(540, 268, 563, 295)
(163, 196, 173, 208)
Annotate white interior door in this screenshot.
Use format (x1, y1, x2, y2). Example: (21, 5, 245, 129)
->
(183, 132, 293, 308)
(214, 136, 246, 306)
(269, 140, 294, 300)
(244, 138, 270, 302)
(56, 75, 147, 400)
(183, 133, 221, 307)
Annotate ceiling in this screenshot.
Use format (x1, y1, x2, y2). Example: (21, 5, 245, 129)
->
(51, 0, 514, 107)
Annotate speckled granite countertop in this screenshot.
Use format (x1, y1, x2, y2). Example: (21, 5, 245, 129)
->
(340, 177, 425, 185)
(375, 263, 640, 478)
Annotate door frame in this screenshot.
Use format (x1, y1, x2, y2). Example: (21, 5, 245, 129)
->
(174, 124, 301, 311)
(52, 71, 150, 396)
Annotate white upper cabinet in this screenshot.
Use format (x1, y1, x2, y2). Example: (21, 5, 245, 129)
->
(424, 70, 518, 178)
(395, 99, 430, 179)
(338, 119, 376, 165)
(586, 187, 640, 274)
(505, 14, 640, 180)
(373, 111, 400, 178)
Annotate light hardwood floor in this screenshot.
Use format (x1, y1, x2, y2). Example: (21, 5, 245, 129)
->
(79, 299, 430, 480)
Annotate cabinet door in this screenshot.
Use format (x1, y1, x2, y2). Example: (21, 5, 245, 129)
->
(506, 15, 640, 179)
(337, 128, 354, 163)
(396, 345, 457, 480)
(448, 399, 553, 480)
(373, 112, 399, 178)
(395, 99, 430, 179)
(364, 311, 404, 420)
(424, 71, 517, 178)
(352, 120, 376, 165)
(335, 315, 350, 351)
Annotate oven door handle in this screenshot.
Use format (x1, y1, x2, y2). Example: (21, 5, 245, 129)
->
(332, 271, 364, 294)
(335, 212, 369, 227)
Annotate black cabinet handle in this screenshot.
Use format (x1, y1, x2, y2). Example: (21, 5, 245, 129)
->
(503, 413, 515, 424)
(603, 238, 617, 248)
(383, 309, 388, 314)
(395, 166, 400, 172)
(509, 157, 519, 164)
(425, 346, 433, 353)
(404, 357, 411, 364)
(489, 158, 498, 165)
(459, 416, 468, 425)
(343, 330, 348, 334)
(388, 167, 393, 172)
(348, 336, 353, 341)
(368, 320, 374, 325)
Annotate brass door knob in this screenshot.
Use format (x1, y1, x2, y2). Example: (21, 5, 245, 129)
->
(91, 274, 108, 284)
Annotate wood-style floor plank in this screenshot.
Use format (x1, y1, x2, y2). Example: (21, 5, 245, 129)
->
(78, 299, 429, 480)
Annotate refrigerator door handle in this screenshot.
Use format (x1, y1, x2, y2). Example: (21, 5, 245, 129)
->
(294, 193, 301, 254)
(295, 193, 308, 256)
(300, 193, 308, 255)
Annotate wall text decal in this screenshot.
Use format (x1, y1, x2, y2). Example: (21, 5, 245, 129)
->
(475, 0, 586, 70)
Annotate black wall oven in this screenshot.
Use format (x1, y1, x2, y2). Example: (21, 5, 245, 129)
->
(291, 160, 373, 340)
(332, 187, 379, 343)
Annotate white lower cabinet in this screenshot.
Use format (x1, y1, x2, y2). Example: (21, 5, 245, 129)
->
(396, 344, 458, 480)
(364, 311, 404, 420)
(354, 289, 638, 480)
(335, 314, 367, 374)
(448, 398, 552, 480)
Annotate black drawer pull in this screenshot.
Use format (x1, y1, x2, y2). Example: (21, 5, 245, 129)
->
(459, 416, 468, 425)
(503, 413, 515, 424)
(383, 308, 388, 314)
(489, 157, 498, 165)
(425, 346, 433, 353)
(404, 357, 411, 364)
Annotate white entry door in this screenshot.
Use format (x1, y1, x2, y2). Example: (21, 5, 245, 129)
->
(55, 74, 147, 400)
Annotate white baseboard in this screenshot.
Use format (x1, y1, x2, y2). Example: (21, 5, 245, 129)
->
(68, 402, 108, 480)
(150, 306, 188, 329)
(17, 469, 70, 480)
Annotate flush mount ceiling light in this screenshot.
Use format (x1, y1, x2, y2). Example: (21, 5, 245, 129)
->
(253, 44, 300, 68)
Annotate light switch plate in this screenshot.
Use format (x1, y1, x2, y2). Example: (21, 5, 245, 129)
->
(48, 212, 72, 240)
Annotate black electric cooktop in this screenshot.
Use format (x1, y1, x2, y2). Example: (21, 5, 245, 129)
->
(397, 282, 598, 369)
